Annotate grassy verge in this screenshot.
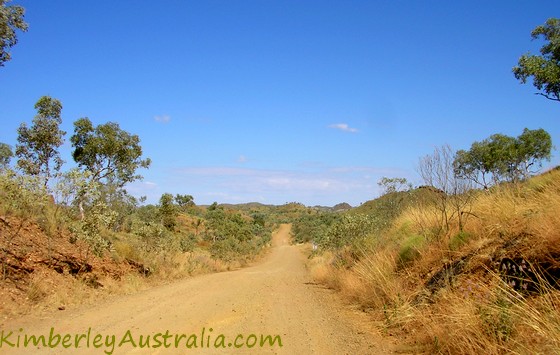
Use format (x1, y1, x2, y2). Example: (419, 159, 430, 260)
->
(303, 169, 560, 353)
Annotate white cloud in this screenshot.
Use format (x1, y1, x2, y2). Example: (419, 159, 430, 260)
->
(328, 166, 405, 175)
(205, 191, 266, 203)
(154, 115, 171, 123)
(328, 123, 358, 133)
(127, 180, 158, 191)
(178, 167, 256, 176)
(125, 180, 160, 204)
(170, 166, 386, 205)
(238, 155, 248, 163)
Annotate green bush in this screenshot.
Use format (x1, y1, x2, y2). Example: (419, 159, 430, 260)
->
(449, 231, 472, 251)
(397, 234, 425, 267)
(292, 212, 341, 244)
(0, 169, 48, 220)
(321, 214, 377, 250)
(70, 199, 116, 257)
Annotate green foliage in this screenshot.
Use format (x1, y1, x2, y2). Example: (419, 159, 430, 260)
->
(132, 221, 169, 252)
(454, 128, 552, 188)
(71, 117, 151, 187)
(178, 233, 196, 252)
(449, 231, 472, 251)
(397, 234, 425, 267)
(251, 212, 266, 228)
(378, 177, 411, 195)
(374, 177, 413, 231)
(513, 18, 560, 102)
(15, 96, 66, 186)
(99, 184, 138, 232)
(367, 190, 412, 228)
(1, 99, 272, 279)
(70, 198, 115, 257)
(58, 172, 116, 257)
(205, 208, 252, 242)
(292, 212, 342, 244)
(175, 194, 194, 208)
(203, 206, 271, 261)
(0, 168, 48, 220)
(454, 141, 497, 188)
(210, 237, 250, 262)
(0, 0, 28, 66)
(0, 170, 59, 263)
(292, 188, 420, 253)
(0, 142, 13, 168)
(321, 214, 377, 250)
(479, 295, 515, 344)
(134, 204, 160, 224)
(56, 168, 95, 208)
(158, 193, 177, 231)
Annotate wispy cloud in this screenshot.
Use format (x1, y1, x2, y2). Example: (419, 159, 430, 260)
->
(177, 167, 355, 194)
(328, 123, 358, 133)
(237, 155, 248, 163)
(154, 115, 171, 123)
(169, 166, 394, 206)
(129, 165, 415, 206)
(125, 180, 160, 203)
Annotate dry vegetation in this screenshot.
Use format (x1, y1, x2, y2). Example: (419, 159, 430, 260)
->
(303, 169, 560, 354)
(0, 171, 274, 322)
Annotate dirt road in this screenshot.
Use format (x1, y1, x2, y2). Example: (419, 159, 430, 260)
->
(1, 224, 391, 354)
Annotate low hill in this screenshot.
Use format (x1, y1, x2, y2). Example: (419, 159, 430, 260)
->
(213, 202, 275, 211)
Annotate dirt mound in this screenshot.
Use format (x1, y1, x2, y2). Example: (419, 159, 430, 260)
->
(0, 215, 134, 317)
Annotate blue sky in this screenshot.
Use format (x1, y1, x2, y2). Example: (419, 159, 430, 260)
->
(0, 1, 558, 206)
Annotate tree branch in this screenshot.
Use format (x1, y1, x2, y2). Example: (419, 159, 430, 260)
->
(535, 92, 560, 102)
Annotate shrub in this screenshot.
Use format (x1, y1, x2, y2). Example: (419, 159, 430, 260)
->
(397, 234, 425, 267)
(321, 214, 377, 250)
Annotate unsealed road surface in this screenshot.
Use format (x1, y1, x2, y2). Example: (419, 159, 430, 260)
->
(2, 224, 391, 354)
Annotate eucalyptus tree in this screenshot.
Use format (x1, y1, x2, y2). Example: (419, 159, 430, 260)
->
(16, 96, 66, 187)
(71, 117, 151, 187)
(0, 0, 28, 66)
(454, 128, 552, 188)
(513, 18, 560, 102)
(0, 142, 13, 168)
(70, 117, 151, 220)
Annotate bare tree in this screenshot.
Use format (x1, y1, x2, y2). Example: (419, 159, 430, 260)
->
(417, 144, 474, 239)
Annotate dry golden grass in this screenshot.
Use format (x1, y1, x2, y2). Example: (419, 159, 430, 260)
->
(308, 250, 338, 288)
(412, 272, 560, 354)
(310, 170, 560, 353)
(474, 176, 560, 252)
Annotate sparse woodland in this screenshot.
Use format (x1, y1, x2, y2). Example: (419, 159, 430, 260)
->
(2, 4, 560, 353)
(0, 96, 274, 318)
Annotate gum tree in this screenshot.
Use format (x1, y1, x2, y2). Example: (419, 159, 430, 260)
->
(175, 194, 194, 208)
(159, 193, 177, 231)
(16, 96, 66, 187)
(70, 117, 151, 220)
(71, 117, 151, 187)
(454, 128, 552, 188)
(513, 18, 560, 102)
(0, 0, 28, 66)
(0, 142, 13, 168)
